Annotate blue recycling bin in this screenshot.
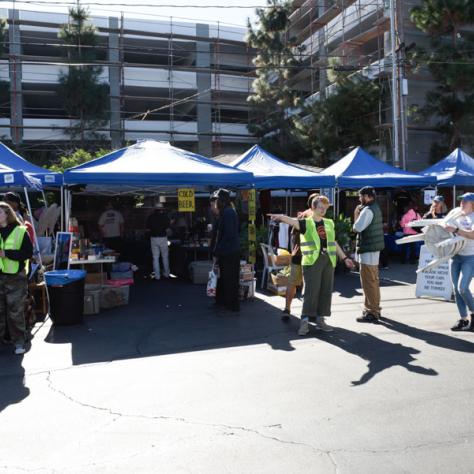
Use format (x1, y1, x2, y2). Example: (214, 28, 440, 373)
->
(45, 270, 87, 325)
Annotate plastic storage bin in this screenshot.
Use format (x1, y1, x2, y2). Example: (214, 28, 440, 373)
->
(45, 270, 86, 325)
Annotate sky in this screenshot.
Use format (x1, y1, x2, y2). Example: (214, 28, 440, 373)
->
(0, 0, 265, 28)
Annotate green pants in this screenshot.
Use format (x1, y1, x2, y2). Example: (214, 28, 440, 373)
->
(0, 272, 27, 345)
(302, 253, 334, 318)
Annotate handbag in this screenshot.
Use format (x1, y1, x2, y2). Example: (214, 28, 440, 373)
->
(206, 270, 218, 297)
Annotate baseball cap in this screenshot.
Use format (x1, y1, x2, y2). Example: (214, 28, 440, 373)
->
(358, 186, 376, 197)
(433, 195, 444, 202)
(458, 192, 474, 202)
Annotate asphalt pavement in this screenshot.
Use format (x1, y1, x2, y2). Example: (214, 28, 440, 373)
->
(1, 263, 473, 473)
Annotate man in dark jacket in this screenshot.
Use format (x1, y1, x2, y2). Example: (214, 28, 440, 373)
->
(212, 189, 240, 312)
(353, 186, 385, 323)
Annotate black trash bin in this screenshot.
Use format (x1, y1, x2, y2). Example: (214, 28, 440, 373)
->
(45, 270, 87, 325)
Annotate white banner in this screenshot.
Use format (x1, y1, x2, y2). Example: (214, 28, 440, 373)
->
(415, 245, 452, 301)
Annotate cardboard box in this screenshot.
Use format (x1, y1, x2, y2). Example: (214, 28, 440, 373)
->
(189, 260, 213, 284)
(85, 272, 106, 285)
(100, 285, 130, 309)
(271, 273, 289, 286)
(275, 255, 291, 266)
(267, 282, 286, 296)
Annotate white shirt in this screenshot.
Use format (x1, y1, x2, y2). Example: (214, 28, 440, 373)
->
(455, 211, 474, 256)
(353, 207, 380, 266)
(98, 210, 124, 238)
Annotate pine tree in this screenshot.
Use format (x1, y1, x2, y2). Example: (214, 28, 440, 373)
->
(58, 5, 109, 146)
(246, 0, 304, 160)
(410, 0, 474, 160)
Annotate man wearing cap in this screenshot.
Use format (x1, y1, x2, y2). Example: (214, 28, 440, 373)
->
(211, 188, 240, 312)
(146, 202, 171, 280)
(353, 186, 385, 323)
(445, 192, 474, 331)
(423, 195, 447, 219)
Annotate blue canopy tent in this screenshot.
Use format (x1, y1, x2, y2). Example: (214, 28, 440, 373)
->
(0, 164, 42, 190)
(64, 140, 254, 188)
(420, 148, 474, 205)
(63, 140, 255, 225)
(0, 142, 62, 186)
(229, 145, 336, 189)
(320, 147, 436, 188)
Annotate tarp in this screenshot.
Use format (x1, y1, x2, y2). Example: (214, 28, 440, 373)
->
(229, 145, 335, 189)
(0, 163, 42, 190)
(420, 148, 474, 186)
(320, 147, 436, 188)
(0, 142, 62, 186)
(64, 140, 254, 187)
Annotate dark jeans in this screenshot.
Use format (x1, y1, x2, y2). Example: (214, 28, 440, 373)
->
(216, 251, 240, 312)
(402, 241, 417, 263)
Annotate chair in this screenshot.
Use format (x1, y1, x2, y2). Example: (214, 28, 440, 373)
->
(260, 243, 286, 290)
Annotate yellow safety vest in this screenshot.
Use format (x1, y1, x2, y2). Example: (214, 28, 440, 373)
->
(0, 226, 28, 274)
(300, 217, 337, 268)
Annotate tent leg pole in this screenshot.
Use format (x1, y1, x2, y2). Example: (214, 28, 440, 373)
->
(23, 187, 51, 320)
(453, 185, 456, 209)
(60, 186, 64, 231)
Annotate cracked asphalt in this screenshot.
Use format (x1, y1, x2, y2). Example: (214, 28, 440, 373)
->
(1, 264, 474, 473)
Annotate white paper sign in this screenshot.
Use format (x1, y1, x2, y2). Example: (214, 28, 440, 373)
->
(45, 175, 55, 183)
(416, 245, 452, 300)
(3, 174, 14, 184)
(424, 189, 436, 205)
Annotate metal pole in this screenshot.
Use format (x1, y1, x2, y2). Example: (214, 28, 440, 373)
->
(453, 185, 456, 209)
(389, 0, 400, 167)
(23, 187, 51, 319)
(60, 186, 64, 231)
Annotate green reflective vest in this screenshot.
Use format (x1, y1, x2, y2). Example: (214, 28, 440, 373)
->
(0, 226, 28, 274)
(300, 217, 337, 268)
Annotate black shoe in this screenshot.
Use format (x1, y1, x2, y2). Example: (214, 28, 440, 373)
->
(356, 313, 380, 324)
(281, 308, 290, 321)
(470, 315, 474, 332)
(451, 319, 470, 331)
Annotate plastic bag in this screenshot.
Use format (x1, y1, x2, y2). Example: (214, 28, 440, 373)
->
(206, 270, 218, 297)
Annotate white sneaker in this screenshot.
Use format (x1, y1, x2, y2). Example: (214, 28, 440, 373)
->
(316, 317, 334, 332)
(298, 319, 309, 336)
(14, 344, 26, 355)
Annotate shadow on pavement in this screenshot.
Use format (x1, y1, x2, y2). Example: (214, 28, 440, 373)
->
(0, 350, 30, 413)
(44, 279, 299, 366)
(319, 327, 438, 386)
(381, 317, 474, 353)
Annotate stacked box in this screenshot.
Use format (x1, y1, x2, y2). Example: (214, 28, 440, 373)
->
(189, 260, 213, 284)
(100, 285, 130, 309)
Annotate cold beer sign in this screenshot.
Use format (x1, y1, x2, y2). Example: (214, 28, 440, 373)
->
(178, 188, 195, 212)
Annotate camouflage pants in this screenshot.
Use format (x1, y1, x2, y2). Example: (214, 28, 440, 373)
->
(0, 272, 27, 345)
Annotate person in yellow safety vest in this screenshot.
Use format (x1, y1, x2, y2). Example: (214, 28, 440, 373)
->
(269, 194, 355, 335)
(0, 202, 33, 355)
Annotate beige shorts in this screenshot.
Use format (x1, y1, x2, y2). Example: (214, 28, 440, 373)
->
(288, 263, 303, 287)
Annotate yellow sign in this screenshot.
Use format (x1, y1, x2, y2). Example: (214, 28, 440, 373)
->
(248, 189, 256, 221)
(178, 188, 195, 212)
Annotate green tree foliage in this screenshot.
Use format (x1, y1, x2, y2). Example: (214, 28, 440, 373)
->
(246, 0, 305, 160)
(410, 0, 474, 159)
(58, 5, 109, 144)
(293, 68, 381, 167)
(50, 148, 109, 172)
